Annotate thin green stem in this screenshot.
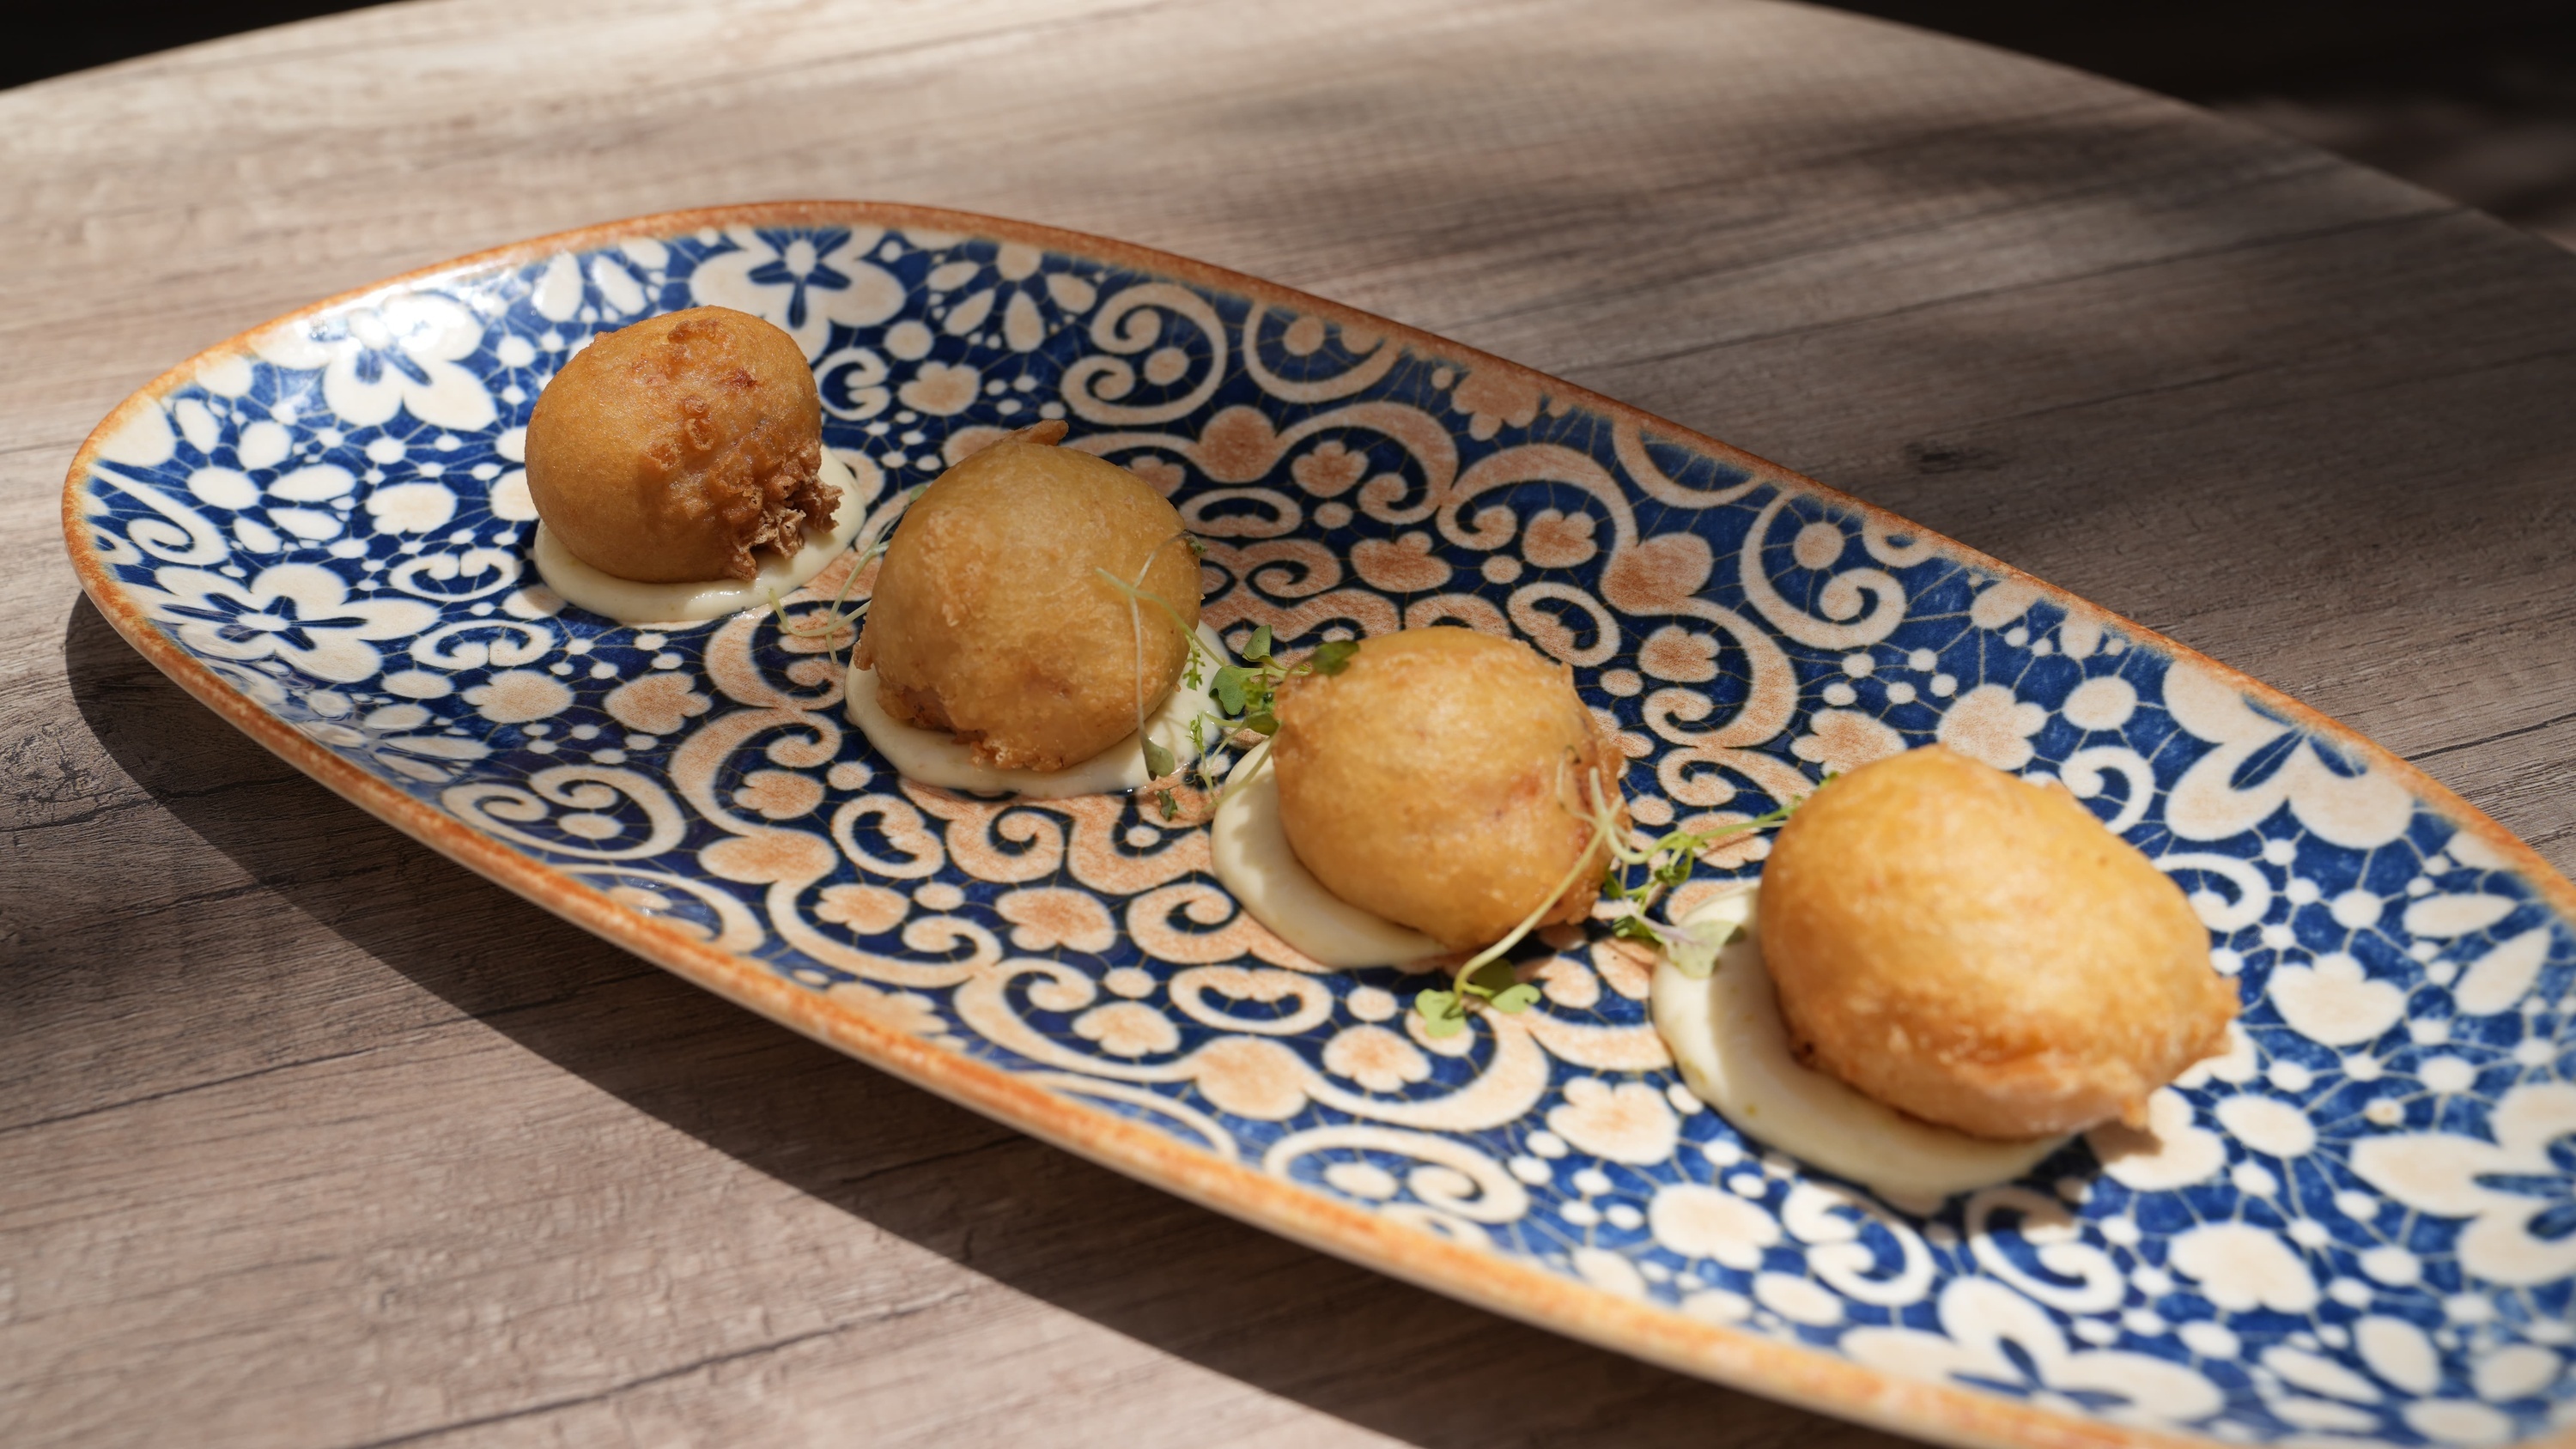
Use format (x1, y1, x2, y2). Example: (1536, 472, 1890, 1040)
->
(1455, 759, 1613, 978)
(1097, 534, 1209, 773)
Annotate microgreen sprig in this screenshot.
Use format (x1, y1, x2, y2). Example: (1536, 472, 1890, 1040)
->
(1182, 627, 1357, 809)
(1413, 958, 1542, 1038)
(1408, 771, 1821, 1036)
(1410, 767, 1619, 1038)
(1593, 791, 1801, 980)
(1095, 532, 1207, 780)
(1093, 556, 1358, 811)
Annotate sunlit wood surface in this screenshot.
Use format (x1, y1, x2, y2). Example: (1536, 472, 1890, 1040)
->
(4, 0, 2573, 1444)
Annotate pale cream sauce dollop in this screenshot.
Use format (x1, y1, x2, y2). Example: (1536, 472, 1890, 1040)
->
(845, 622, 1227, 800)
(533, 449, 866, 624)
(1651, 887, 2064, 1205)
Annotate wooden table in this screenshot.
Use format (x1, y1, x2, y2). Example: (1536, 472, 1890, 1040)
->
(6, 1, 2573, 1444)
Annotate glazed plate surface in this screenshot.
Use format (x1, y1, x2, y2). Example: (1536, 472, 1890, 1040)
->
(63, 203, 2576, 1449)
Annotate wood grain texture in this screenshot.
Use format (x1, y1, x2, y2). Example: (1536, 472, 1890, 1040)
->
(3, 0, 2572, 1444)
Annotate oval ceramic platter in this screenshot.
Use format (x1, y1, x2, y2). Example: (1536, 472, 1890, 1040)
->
(62, 203, 2576, 1449)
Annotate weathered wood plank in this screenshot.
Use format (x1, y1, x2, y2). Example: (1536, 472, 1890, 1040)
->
(4, 0, 2573, 1444)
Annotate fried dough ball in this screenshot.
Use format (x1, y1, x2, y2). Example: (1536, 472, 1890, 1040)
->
(1270, 627, 1622, 952)
(854, 428, 1200, 773)
(526, 306, 833, 584)
(1758, 744, 2236, 1140)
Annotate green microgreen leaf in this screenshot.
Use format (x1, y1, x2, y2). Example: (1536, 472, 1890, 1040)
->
(1489, 982, 1541, 1013)
(1212, 666, 1251, 716)
(1609, 913, 1662, 944)
(1307, 639, 1359, 675)
(1245, 624, 1273, 662)
(1574, 770, 1815, 979)
(1414, 989, 1467, 1038)
(1142, 737, 1177, 779)
(1242, 711, 1278, 735)
(1157, 789, 1179, 820)
(1657, 915, 1731, 979)
(1461, 959, 1522, 1000)
(1665, 938, 1722, 979)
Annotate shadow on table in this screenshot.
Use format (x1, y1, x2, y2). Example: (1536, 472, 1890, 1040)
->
(61, 596, 1905, 1449)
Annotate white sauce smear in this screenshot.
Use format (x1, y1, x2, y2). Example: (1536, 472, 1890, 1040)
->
(1651, 888, 2063, 1204)
(533, 449, 869, 623)
(846, 623, 1229, 800)
(1208, 749, 1443, 968)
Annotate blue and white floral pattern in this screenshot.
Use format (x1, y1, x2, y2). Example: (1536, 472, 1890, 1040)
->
(71, 216, 2576, 1447)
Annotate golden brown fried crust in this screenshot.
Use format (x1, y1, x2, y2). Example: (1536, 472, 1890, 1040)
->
(1270, 627, 1623, 952)
(1758, 744, 2238, 1139)
(525, 306, 832, 584)
(854, 435, 1200, 773)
